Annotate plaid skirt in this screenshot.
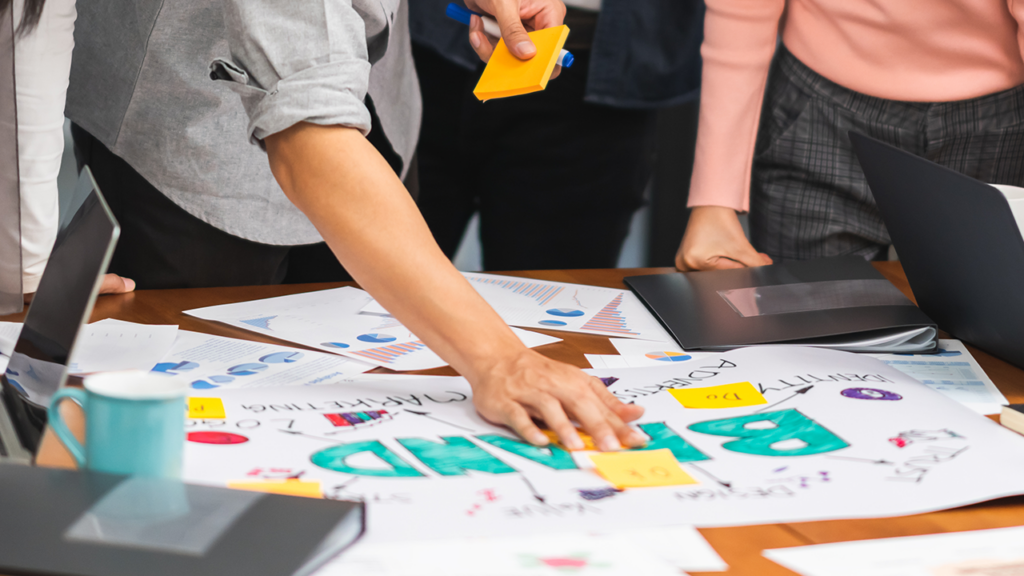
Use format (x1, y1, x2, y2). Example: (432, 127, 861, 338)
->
(750, 45, 1024, 261)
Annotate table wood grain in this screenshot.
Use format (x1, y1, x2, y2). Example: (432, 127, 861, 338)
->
(6, 263, 1024, 576)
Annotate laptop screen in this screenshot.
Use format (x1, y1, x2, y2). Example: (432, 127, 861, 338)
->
(0, 168, 119, 460)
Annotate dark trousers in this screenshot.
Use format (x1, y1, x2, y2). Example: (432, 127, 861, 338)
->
(413, 44, 656, 271)
(752, 45, 1024, 261)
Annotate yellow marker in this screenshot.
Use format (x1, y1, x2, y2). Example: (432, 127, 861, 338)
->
(227, 479, 323, 499)
(473, 25, 570, 101)
(669, 382, 767, 409)
(589, 449, 699, 489)
(188, 397, 226, 419)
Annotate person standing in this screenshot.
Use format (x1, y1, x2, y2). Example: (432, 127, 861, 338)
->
(411, 0, 704, 270)
(676, 0, 1024, 271)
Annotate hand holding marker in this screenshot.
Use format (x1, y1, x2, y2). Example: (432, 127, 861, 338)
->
(446, 3, 574, 68)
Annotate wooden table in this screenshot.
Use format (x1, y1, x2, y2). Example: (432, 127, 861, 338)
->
(7, 262, 1024, 576)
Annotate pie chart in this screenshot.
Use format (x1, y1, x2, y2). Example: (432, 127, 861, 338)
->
(357, 333, 397, 343)
(539, 320, 567, 326)
(191, 380, 219, 390)
(645, 351, 692, 362)
(322, 342, 350, 349)
(260, 351, 304, 364)
(546, 308, 584, 317)
(227, 363, 269, 376)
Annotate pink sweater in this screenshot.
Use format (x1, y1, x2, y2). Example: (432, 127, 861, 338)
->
(687, 0, 1024, 212)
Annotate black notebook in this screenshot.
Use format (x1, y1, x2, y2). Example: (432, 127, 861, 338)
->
(625, 256, 937, 353)
(0, 464, 363, 576)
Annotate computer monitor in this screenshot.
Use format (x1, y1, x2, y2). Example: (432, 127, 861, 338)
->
(0, 167, 120, 462)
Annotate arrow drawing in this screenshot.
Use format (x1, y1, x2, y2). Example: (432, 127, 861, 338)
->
(403, 409, 476, 432)
(826, 456, 895, 465)
(755, 385, 814, 413)
(521, 475, 548, 504)
(688, 463, 732, 488)
(278, 429, 337, 442)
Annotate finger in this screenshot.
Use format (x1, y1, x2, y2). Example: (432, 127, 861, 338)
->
(491, 4, 536, 59)
(502, 402, 549, 446)
(469, 16, 496, 62)
(563, 395, 638, 451)
(550, 64, 561, 80)
(758, 252, 774, 266)
(709, 256, 748, 270)
(528, 2, 566, 30)
(99, 274, 136, 294)
(531, 395, 584, 450)
(589, 378, 644, 422)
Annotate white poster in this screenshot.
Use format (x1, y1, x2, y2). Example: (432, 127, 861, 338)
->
(183, 347, 1024, 544)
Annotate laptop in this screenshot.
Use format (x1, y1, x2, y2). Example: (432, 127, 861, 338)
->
(850, 131, 1024, 369)
(0, 167, 120, 462)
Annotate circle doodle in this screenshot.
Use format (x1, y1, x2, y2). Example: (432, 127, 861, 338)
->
(840, 387, 902, 401)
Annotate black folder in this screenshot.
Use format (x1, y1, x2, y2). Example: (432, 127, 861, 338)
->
(625, 257, 937, 353)
(0, 464, 363, 576)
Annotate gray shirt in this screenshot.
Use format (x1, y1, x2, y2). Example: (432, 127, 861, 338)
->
(66, 0, 421, 246)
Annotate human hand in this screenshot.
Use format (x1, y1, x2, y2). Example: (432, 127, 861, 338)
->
(469, 348, 647, 451)
(24, 273, 135, 304)
(675, 206, 774, 271)
(99, 273, 136, 295)
(464, 0, 565, 62)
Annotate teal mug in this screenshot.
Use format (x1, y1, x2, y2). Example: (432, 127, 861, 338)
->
(48, 371, 187, 477)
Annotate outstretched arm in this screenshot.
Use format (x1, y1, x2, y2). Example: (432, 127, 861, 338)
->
(265, 123, 645, 451)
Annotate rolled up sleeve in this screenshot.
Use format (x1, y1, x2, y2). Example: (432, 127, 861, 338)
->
(213, 0, 376, 143)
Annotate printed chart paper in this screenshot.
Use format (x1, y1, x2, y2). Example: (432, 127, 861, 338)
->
(183, 347, 1024, 544)
(764, 526, 1024, 576)
(1, 319, 177, 375)
(324, 532, 680, 576)
(609, 337, 685, 356)
(870, 340, 1007, 414)
(363, 273, 673, 341)
(155, 330, 374, 391)
(185, 286, 560, 371)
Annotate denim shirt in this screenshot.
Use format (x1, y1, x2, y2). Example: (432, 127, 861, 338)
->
(66, 0, 420, 246)
(410, 0, 704, 109)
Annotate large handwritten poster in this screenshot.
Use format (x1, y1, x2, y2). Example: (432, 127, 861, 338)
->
(183, 347, 1024, 543)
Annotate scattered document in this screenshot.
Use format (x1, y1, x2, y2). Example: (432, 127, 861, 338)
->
(184, 347, 1024, 544)
(363, 273, 673, 341)
(609, 337, 684, 356)
(764, 525, 1024, 576)
(155, 330, 374, 391)
(586, 353, 709, 369)
(1, 319, 178, 375)
(870, 339, 1007, 415)
(185, 286, 561, 371)
(67, 319, 178, 374)
(324, 532, 680, 576)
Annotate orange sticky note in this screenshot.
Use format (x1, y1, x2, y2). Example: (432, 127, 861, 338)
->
(227, 479, 323, 499)
(188, 397, 225, 419)
(589, 449, 698, 489)
(669, 382, 767, 409)
(473, 25, 570, 101)
(542, 428, 599, 451)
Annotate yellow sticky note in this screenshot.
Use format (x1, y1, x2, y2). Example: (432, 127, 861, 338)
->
(188, 397, 226, 419)
(589, 448, 698, 489)
(227, 479, 323, 499)
(669, 382, 767, 409)
(473, 25, 570, 101)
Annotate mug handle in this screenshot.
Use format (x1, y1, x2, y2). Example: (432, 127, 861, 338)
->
(47, 388, 88, 468)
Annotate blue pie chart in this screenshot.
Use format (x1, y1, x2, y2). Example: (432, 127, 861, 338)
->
(357, 333, 397, 344)
(227, 363, 268, 376)
(321, 342, 350, 349)
(209, 375, 235, 383)
(539, 320, 567, 326)
(260, 351, 304, 364)
(191, 381, 219, 390)
(546, 308, 585, 317)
